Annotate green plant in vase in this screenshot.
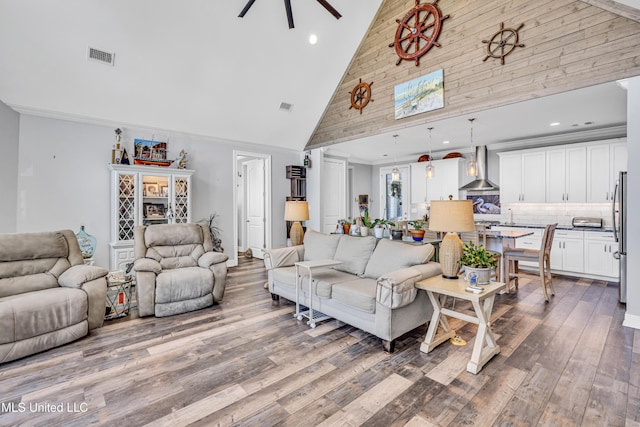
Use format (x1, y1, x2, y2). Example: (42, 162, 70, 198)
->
(408, 219, 427, 241)
(460, 241, 498, 284)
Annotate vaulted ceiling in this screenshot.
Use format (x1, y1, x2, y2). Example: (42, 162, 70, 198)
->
(0, 1, 637, 162)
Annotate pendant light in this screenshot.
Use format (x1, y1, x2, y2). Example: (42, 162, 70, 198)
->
(466, 118, 478, 177)
(426, 127, 435, 179)
(391, 135, 400, 183)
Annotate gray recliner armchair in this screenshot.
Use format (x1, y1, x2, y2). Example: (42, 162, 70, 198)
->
(133, 223, 229, 317)
(0, 230, 108, 364)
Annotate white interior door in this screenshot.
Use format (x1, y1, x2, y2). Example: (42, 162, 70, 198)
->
(322, 157, 346, 233)
(246, 158, 265, 259)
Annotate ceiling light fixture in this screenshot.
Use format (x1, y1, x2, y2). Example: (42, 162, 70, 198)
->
(309, 34, 318, 45)
(550, 122, 560, 126)
(443, 140, 450, 144)
(391, 135, 400, 183)
(426, 127, 435, 179)
(466, 118, 478, 177)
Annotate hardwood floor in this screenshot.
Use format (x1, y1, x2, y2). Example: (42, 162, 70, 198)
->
(0, 256, 637, 426)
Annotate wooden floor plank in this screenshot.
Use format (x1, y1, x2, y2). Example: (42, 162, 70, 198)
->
(0, 258, 635, 427)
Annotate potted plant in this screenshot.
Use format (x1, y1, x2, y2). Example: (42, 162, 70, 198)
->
(358, 210, 374, 236)
(372, 218, 396, 238)
(341, 218, 351, 235)
(408, 219, 427, 241)
(459, 241, 498, 284)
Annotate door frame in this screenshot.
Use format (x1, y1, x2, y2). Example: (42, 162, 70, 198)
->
(232, 150, 272, 267)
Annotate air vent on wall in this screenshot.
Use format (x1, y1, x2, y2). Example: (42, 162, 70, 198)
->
(87, 47, 115, 66)
(279, 102, 294, 112)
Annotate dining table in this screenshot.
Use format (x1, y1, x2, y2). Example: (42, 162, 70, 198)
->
(483, 229, 535, 286)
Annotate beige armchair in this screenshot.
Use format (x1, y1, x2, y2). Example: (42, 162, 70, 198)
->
(0, 230, 108, 364)
(133, 223, 229, 317)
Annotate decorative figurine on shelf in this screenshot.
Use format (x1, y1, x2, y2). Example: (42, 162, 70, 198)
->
(76, 225, 97, 260)
(120, 148, 130, 165)
(177, 149, 188, 169)
(112, 128, 123, 164)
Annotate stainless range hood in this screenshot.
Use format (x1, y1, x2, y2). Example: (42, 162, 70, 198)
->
(459, 145, 499, 191)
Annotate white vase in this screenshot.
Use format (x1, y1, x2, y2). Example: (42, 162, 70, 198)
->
(463, 266, 492, 285)
(373, 227, 384, 238)
(360, 226, 369, 237)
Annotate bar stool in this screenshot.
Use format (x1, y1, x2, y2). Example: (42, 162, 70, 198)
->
(503, 223, 557, 301)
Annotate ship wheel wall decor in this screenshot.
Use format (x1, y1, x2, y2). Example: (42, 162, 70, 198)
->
(349, 78, 374, 114)
(239, 0, 341, 29)
(388, 0, 449, 66)
(482, 22, 525, 65)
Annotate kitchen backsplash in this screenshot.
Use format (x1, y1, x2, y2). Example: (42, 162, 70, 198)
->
(475, 203, 614, 228)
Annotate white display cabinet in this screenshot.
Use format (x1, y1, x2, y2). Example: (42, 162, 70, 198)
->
(108, 164, 194, 270)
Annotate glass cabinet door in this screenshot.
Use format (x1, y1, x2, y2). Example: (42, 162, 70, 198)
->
(141, 174, 170, 226)
(172, 175, 190, 223)
(117, 173, 136, 241)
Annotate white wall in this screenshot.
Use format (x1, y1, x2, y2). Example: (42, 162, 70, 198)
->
(15, 114, 299, 268)
(625, 76, 640, 327)
(0, 100, 19, 233)
(350, 162, 373, 219)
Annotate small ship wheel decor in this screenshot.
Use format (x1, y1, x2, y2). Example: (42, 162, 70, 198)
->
(349, 78, 374, 114)
(388, 0, 449, 66)
(482, 22, 525, 65)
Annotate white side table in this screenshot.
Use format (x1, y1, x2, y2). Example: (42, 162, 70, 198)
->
(294, 259, 342, 328)
(415, 275, 506, 374)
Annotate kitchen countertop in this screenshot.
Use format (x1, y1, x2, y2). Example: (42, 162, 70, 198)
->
(487, 223, 614, 233)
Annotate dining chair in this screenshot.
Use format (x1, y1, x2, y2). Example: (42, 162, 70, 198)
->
(503, 223, 557, 301)
(460, 230, 501, 282)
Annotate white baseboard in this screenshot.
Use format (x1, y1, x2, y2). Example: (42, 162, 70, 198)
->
(623, 312, 640, 330)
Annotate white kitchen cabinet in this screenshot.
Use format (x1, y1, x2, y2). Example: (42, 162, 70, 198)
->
(425, 158, 469, 203)
(584, 231, 618, 278)
(109, 164, 194, 270)
(586, 141, 627, 203)
(546, 146, 586, 203)
(499, 151, 545, 203)
(410, 162, 427, 204)
(549, 229, 584, 273)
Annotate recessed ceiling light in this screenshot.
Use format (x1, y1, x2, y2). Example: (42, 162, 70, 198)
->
(550, 122, 560, 126)
(309, 34, 318, 45)
(442, 140, 450, 144)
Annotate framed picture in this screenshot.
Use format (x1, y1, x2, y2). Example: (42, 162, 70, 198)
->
(466, 194, 501, 214)
(144, 183, 159, 197)
(144, 203, 165, 218)
(161, 186, 169, 197)
(394, 68, 444, 120)
(359, 194, 369, 204)
(134, 139, 168, 161)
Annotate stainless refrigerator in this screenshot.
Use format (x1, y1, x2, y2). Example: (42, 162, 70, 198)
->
(613, 171, 627, 303)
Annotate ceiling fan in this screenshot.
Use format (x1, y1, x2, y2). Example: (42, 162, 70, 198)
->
(239, 0, 342, 29)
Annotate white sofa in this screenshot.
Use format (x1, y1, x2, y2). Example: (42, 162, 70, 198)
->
(264, 229, 442, 352)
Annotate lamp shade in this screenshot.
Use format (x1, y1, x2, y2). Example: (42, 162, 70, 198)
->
(428, 200, 475, 233)
(284, 201, 309, 221)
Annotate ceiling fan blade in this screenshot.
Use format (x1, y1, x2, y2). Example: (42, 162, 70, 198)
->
(284, 0, 294, 29)
(238, 0, 257, 18)
(316, 0, 342, 20)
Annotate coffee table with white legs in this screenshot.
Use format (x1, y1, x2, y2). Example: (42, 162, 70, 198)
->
(294, 259, 342, 328)
(415, 275, 506, 374)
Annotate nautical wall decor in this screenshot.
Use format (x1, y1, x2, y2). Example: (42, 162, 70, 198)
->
(482, 22, 525, 65)
(389, 0, 449, 66)
(349, 78, 374, 114)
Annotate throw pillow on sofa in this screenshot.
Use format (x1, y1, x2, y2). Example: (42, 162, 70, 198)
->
(332, 234, 377, 276)
(363, 239, 434, 279)
(303, 229, 341, 261)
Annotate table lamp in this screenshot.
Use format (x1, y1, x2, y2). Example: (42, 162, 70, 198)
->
(285, 201, 309, 246)
(428, 199, 475, 279)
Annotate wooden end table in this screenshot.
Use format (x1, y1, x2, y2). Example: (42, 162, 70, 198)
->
(294, 259, 342, 328)
(415, 275, 506, 374)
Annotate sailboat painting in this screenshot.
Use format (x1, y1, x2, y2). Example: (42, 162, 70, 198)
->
(394, 69, 444, 120)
